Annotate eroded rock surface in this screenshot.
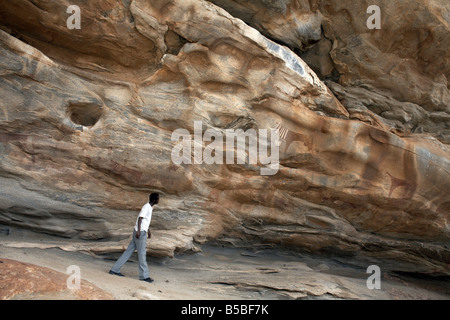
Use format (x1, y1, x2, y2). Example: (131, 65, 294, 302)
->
(0, 0, 448, 276)
(208, 0, 450, 143)
(0, 258, 113, 300)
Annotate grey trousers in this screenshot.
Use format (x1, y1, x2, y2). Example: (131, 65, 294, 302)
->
(111, 230, 150, 280)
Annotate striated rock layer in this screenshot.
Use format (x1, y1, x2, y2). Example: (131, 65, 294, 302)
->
(0, 0, 449, 275)
(209, 0, 450, 143)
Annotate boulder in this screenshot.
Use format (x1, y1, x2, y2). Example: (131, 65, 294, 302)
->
(0, 258, 113, 300)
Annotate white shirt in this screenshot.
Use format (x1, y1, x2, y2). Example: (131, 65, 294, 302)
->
(134, 203, 153, 232)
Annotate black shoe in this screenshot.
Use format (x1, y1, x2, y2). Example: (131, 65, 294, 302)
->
(141, 277, 154, 283)
(109, 270, 125, 277)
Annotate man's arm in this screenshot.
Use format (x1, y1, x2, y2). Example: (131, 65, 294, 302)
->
(136, 217, 143, 238)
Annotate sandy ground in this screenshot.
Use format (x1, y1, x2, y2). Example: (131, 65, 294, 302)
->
(1, 230, 449, 300)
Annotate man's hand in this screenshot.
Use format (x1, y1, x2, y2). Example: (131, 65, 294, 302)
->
(147, 230, 152, 239)
(135, 231, 140, 239)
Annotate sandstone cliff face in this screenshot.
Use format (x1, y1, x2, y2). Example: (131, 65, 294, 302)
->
(0, 0, 449, 275)
(209, 0, 450, 143)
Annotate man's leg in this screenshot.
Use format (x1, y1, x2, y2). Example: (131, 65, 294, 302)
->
(135, 231, 150, 280)
(110, 231, 137, 274)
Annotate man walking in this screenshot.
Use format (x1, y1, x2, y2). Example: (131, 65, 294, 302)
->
(109, 193, 159, 283)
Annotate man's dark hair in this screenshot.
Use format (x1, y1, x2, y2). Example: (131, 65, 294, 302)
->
(149, 193, 159, 203)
